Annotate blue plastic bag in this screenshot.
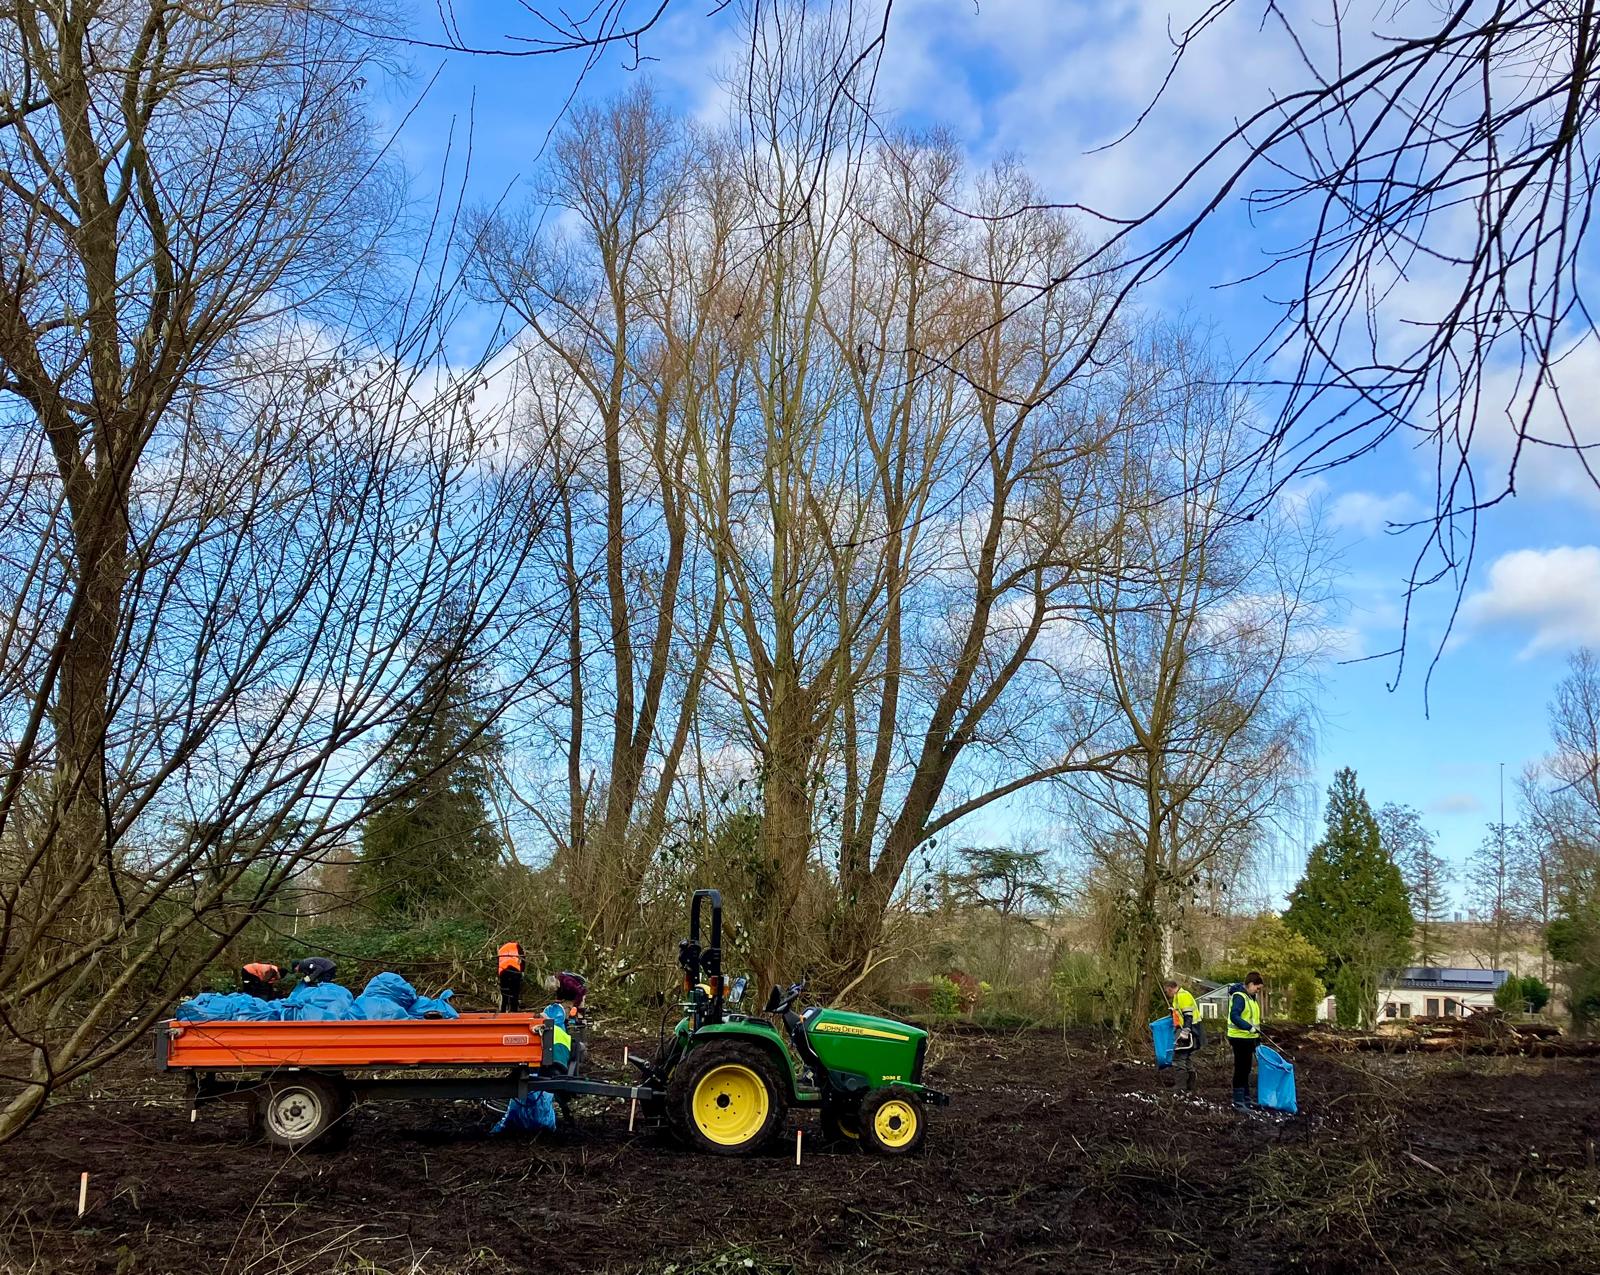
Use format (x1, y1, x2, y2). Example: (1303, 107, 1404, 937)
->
(353, 972, 420, 1019)
(1257, 1044, 1297, 1113)
(283, 982, 359, 1021)
(492, 1092, 556, 1134)
(412, 988, 459, 1019)
(1150, 1016, 1175, 1068)
(175, 993, 286, 1022)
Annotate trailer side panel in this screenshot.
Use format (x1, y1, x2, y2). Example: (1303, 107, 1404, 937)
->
(161, 1013, 547, 1070)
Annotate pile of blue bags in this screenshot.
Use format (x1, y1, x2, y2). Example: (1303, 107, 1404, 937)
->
(175, 973, 459, 1023)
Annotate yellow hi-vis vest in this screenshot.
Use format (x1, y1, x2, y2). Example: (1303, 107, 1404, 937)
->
(1227, 987, 1262, 1039)
(1170, 988, 1198, 1027)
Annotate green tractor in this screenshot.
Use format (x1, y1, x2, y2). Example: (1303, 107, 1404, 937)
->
(639, 889, 947, 1156)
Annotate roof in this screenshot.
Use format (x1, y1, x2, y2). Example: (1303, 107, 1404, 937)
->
(1383, 967, 1510, 993)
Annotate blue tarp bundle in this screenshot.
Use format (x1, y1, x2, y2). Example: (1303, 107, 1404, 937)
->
(492, 1090, 558, 1134)
(349, 973, 457, 1020)
(175, 992, 287, 1021)
(176, 974, 458, 1023)
(492, 1003, 567, 1135)
(285, 981, 359, 1021)
(1150, 1016, 1175, 1068)
(1257, 1044, 1297, 1113)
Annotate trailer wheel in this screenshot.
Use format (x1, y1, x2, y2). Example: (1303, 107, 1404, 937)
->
(859, 1086, 925, 1156)
(258, 1075, 349, 1152)
(668, 1041, 786, 1156)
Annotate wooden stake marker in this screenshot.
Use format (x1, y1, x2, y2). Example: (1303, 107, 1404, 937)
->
(794, 1128, 803, 1165)
(77, 1172, 88, 1217)
(628, 1098, 637, 1132)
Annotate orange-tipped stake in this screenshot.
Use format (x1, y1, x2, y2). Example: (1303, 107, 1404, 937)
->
(629, 1098, 637, 1133)
(795, 1129, 802, 1166)
(77, 1172, 88, 1217)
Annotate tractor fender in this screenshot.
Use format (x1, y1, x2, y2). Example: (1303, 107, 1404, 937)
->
(685, 1022, 805, 1101)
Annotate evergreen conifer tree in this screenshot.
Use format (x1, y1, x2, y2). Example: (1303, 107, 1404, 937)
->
(354, 613, 506, 918)
(1285, 768, 1414, 1027)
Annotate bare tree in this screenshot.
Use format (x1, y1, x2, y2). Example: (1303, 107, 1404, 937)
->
(1468, 823, 1523, 970)
(1377, 803, 1454, 965)
(468, 88, 734, 951)
(1062, 330, 1322, 1032)
(0, 0, 559, 1142)
(1057, 2, 1600, 673)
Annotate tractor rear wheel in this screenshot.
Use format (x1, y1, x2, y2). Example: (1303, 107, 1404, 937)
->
(257, 1074, 349, 1152)
(859, 1086, 925, 1156)
(668, 1041, 786, 1156)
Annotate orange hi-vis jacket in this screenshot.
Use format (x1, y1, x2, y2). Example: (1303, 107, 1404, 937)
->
(497, 943, 524, 975)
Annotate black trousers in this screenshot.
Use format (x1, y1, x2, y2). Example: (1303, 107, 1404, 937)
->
(1230, 1037, 1259, 1090)
(499, 969, 522, 1013)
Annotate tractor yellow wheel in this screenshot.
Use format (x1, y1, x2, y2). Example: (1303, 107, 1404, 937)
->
(691, 1064, 770, 1146)
(860, 1087, 926, 1156)
(667, 1041, 786, 1156)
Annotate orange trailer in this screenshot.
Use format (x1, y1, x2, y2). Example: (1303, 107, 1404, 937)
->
(157, 1013, 657, 1151)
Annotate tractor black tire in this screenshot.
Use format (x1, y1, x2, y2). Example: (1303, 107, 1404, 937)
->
(256, 1074, 350, 1152)
(820, 1096, 862, 1147)
(859, 1086, 926, 1156)
(667, 1040, 787, 1157)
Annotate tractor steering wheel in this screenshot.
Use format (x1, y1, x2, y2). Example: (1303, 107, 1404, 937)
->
(765, 980, 805, 1015)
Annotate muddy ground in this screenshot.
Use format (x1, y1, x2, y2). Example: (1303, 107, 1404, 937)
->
(3, 1026, 1599, 1274)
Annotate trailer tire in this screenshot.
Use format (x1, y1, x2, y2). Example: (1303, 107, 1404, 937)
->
(258, 1074, 349, 1152)
(859, 1086, 925, 1156)
(668, 1041, 786, 1156)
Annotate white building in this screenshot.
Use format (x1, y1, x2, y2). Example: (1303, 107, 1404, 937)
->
(1317, 966, 1510, 1022)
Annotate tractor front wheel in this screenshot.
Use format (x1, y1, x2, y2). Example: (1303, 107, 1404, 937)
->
(859, 1086, 925, 1156)
(668, 1041, 786, 1156)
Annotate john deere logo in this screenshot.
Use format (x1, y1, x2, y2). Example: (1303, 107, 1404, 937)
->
(811, 1022, 909, 1042)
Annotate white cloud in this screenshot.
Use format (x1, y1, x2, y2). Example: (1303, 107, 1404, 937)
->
(1328, 490, 1415, 539)
(1475, 339, 1600, 509)
(1428, 792, 1483, 816)
(1460, 545, 1600, 656)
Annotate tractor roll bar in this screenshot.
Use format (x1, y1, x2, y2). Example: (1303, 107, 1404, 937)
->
(680, 889, 724, 1025)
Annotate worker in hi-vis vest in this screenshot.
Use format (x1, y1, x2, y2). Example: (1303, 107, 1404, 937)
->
(1227, 972, 1266, 1108)
(1163, 978, 1200, 1092)
(497, 942, 524, 1012)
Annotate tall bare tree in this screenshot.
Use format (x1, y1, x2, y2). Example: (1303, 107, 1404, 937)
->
(1063, 331, 1321, 1031)
(469, 88, 733, 950)
(1378, 803, 1454, 965)
(0, 0, 559, 1142)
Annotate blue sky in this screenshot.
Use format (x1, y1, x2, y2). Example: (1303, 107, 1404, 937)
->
(382, 0, 1600, 906)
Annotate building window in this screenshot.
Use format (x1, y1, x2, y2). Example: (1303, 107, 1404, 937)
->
(1444, 998, 1458, 1017)
(1384, 1003, 1397, 1018)
(1426, 997, 1440, 1016)
(1201, 1002, 1218, 1020)
(1397, 1002, 1412, 1019)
